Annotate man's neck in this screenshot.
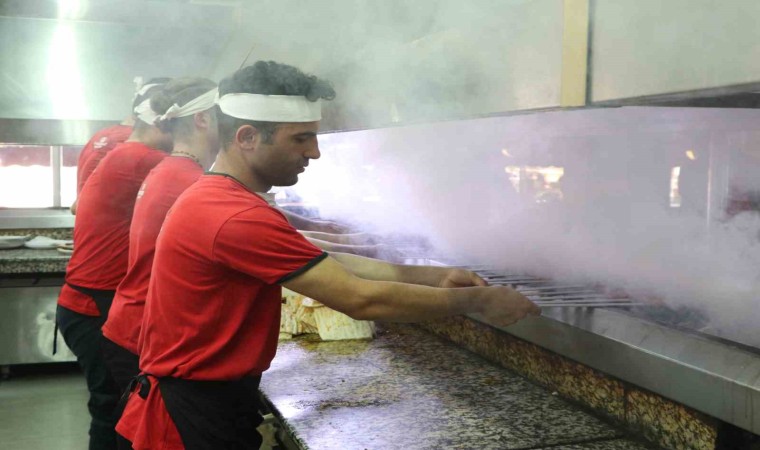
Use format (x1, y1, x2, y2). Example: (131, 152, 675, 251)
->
(212, 153, 271, 193)
(171, 140, 208, 169)
(126, 129, 168, 152)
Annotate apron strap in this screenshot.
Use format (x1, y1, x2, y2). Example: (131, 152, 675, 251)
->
(52, 321, 59, 355)
(116, 374, 152, 417)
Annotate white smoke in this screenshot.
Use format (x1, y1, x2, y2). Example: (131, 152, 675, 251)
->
(295, 107, 760, 346)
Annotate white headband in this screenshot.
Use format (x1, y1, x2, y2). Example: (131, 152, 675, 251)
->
(134, 98, 160, 125)
(157, 88, 218, 122)
(217, 93, 321, 122)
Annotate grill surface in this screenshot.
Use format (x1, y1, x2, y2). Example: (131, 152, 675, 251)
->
(472, 269, 641, 308)
(460, 266, 745, 348)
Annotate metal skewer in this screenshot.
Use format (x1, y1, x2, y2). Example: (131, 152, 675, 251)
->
(513, 285, 600, 292)
(484, 277, 547, 284)
(533, 301, 642, 308)
(523, 294, 611, 301)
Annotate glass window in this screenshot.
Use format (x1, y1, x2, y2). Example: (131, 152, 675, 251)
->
(61, 145, 83, 207)
(0, 145, 53, 208)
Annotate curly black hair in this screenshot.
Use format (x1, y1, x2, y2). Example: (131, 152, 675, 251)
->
(218, 61, 335, 145)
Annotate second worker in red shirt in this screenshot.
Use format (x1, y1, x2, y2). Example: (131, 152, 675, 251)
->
(102, 77, 220, 393)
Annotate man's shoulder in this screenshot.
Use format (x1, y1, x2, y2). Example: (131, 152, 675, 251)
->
(174, 181, 279, 228)
(87, 125, 130, 148)
(107, 142, 165, 166)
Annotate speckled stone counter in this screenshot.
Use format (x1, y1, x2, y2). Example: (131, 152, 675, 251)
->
(419, 316, 719, 450)
(260, 324, 656, 450)
(0, 228, 73, 240)
(0, 248, 69, 274)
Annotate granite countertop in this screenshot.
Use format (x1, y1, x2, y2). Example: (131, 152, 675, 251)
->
(260, 324, 656, 450)
(0, 248, 69, 274)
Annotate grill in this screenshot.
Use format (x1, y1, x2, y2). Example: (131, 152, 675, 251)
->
(470, 269, 642, 308)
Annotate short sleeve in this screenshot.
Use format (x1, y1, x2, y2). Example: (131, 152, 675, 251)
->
(212, 206, 328, 284)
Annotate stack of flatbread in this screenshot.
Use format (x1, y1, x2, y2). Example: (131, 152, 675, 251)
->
(280, 288, 375, 341)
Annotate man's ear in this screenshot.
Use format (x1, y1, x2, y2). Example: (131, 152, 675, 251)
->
(235, 125, 258, 150)
(194, 111, 211, 129)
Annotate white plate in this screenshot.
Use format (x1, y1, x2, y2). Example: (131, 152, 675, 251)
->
(0, 235, 31, 250)
(24, 236, 73, 249)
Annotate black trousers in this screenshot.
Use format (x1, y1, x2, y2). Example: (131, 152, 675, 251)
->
(101, 336, 140, 396)
(56, 287, 121, 450)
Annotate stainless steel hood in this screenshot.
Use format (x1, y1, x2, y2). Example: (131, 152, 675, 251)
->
(4, 0, 760, 131)
(0, 0, 236, 121)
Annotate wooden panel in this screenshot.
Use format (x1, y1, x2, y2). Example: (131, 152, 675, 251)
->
(560, 0, 590, 106)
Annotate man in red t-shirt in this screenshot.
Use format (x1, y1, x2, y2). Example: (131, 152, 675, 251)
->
(72, 78, 173, 215)
(117, 61, 540, 450)
(76, 125, 132, 194)
(101, 77, 219, 393)
(57, 80, 173, 450)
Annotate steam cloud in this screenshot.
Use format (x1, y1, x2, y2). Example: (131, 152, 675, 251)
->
(294, 107, 760, 347)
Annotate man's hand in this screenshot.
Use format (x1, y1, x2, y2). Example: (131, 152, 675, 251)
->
(438, 269, 489, 288)
(477, 286, 541, 327)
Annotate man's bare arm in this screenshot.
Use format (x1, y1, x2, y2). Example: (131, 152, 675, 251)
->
(279, 209, 348, 233)
(329, 252, 479, 288)
(281, 256, 539, 327)
(299, 231, 377, 245)
(305, 238, 385, 258)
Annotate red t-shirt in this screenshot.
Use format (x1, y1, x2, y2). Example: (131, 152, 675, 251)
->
(117, 174, 326, 449)
(60, 142, 168, 316)
(77, 124, 132, 194)
(103, 157, 203, 354)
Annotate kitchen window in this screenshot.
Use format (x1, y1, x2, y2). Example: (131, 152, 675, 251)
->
(61, 146, 82, 207)
(0, 145, 82, 209)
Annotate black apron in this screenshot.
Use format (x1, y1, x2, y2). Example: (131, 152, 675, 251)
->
(53, 282, 115, 354)
(68, 282, 117, 318)
(130, 374, 264, 450)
